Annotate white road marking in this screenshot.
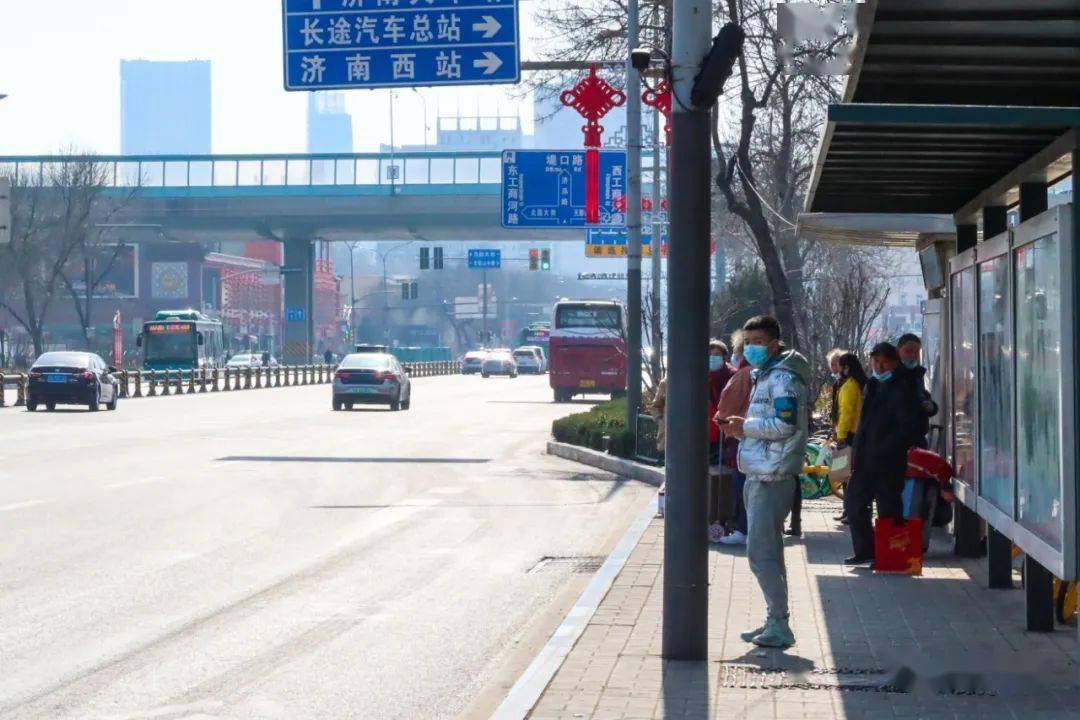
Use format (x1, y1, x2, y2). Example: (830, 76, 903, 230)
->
(427, 486, 468, 495)
(105, 476, 165, 490)
(0, 500, 45, 512)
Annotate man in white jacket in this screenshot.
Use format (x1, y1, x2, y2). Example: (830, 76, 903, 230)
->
(720, 315, 809, 649)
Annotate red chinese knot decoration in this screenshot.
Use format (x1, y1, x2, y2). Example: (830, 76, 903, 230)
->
(560, 65, 626, 223)
(642, 80, 672, 147)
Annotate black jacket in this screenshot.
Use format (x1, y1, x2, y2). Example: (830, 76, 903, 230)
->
(851, 367, 929, 480)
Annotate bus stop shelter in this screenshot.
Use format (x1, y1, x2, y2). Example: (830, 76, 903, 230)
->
(804, 0, 1080, 633)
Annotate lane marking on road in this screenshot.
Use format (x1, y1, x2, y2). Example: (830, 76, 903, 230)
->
(104, 476, 166, 490)
(427, 486, 468, 495)
(0, 500, 46, 513)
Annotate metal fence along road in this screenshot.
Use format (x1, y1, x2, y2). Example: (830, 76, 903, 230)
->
(0, 362, 460, 408)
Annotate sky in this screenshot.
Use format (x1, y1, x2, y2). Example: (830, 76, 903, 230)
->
(0, 0, 542, 155)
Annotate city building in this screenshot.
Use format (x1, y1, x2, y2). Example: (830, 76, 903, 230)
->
(120, 60, 211, 155)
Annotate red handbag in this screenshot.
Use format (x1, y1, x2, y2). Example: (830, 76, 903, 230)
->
(874, 517, 923, 575)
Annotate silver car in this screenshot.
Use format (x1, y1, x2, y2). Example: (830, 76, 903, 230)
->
(482, 350, 518, 378)
(332, 352, 412, 411)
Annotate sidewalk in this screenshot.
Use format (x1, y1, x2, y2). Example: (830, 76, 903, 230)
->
(526, 498, 1080, 719)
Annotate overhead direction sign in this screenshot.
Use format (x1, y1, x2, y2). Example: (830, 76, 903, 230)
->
(282, 0, 520, 90)
(587, 210, 668, 257)
(468, 249, 501, 269)
(501, 150, 627, 229)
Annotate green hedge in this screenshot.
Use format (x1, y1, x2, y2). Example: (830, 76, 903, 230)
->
(552, 399, 636, 459)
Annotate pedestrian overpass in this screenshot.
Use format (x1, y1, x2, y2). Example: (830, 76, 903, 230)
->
(1, 150, 580, 362)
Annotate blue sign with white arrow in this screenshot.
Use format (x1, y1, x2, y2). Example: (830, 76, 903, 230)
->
(282, 0, 520, 90)
(501, 150, 628, 229)
(468, 249, 502, 269)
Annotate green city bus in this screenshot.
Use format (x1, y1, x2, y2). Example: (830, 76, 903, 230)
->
(137, 310, 225, 371)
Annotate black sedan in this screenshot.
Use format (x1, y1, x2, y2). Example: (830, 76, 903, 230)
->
(27, 351, 120, 412)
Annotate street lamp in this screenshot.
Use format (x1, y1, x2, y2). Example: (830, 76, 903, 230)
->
(348, 242, 414, 343)
(411, 88, 430, 149)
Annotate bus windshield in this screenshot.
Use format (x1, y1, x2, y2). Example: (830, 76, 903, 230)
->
(143, 325, 195, 362)
(555, 305, 622, 331)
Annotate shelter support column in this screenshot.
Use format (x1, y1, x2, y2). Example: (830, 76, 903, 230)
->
(282, 236, 314, 366)
(987, 528, 1013, 589)
(954, 221, 983, 559)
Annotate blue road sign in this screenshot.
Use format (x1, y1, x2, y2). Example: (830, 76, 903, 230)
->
(468, 249, 501, 269)
(286, 307, 306, 322)
(501, 150, 628, 229)
(282, 0, 520, 91)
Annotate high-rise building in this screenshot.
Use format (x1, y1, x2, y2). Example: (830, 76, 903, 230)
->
(307, 92, 353, 153)
(120, 60, 212, 154)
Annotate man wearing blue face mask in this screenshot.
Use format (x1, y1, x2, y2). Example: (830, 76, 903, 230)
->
(844, 342, 929, 565)
(720, 315, 809, 648)
(896, 333, 939, 449)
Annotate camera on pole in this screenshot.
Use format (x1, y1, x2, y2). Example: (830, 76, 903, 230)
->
(691, 22, 745, 108)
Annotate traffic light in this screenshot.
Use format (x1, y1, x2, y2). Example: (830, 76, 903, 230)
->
(410, 281, 419, 300)
(541, 248, 551, 271)
(433, 246, 444, 270)
(419, 247, 430, 270)
(401, 282, 409, 300)
(529, 248, 539, 271)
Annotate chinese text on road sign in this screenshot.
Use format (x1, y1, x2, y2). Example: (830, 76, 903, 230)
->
(282, 0, 520, 90)
(501, 150, 628, 229)
(586, 211, 668, 257)
(468, 249, 502, 269)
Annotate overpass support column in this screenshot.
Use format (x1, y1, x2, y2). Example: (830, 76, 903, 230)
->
(282, 237, 315, 366)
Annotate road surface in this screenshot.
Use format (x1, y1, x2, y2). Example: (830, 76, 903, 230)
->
(0, 375, 653, 719)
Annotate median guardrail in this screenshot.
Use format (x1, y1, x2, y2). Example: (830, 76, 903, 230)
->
(1, 361, 461, 408)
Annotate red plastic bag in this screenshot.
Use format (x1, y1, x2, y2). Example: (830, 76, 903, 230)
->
(874, 516, 923, 575)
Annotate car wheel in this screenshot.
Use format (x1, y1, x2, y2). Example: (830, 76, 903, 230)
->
(333, 397, 343, 411)
(390, 395, 401, 411)
(89, 388, 100, 412)
(481, 372, 489, 378)
(345, 402, 354, 410)
(106, 390, 118, 411)
(26, 401, 37, 412)
(46, 401, 56, 412)
(402, 393, 411, 410)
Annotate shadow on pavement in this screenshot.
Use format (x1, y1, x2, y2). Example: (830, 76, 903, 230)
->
(215, 456, 490, 464)
(661, 659, 710, 719)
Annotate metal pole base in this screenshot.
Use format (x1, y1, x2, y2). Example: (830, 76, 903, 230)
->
(1024, 556, 1055, 632)
(987, 526, 1014, 589)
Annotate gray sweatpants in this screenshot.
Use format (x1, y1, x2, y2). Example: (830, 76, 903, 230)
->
(745, 476, 796, 620)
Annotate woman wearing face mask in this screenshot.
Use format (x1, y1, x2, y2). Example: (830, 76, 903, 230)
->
(829, 350, 867, 523)
(707, 339, 736, 541)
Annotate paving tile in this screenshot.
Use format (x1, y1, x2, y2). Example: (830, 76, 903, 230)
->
(525, 499, 1080, 720)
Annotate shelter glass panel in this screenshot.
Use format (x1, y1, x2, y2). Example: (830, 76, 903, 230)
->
(355, 159, 378, 184)
(311, 159, 335, 185)
(977, 255, 1014, 515)
(262, 160, 286, 185)
(404, 158, 428, 184)
(286, 159, 309, 185)
(335, 159, 355, 185)
(480, 157, 500, 184)
(429, 158, 454, 184)
(164, 161, 188, 187)
(213, 161, 237, 187)
(1015, 233, 1063, 550)
(951, 267, 977, 492)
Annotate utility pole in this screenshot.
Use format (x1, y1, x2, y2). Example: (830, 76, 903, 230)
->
(625, 0, 644, 430)
(347, 242, 357, 342)
(664, 0, 714, 661)
(650, 106, 664, 380)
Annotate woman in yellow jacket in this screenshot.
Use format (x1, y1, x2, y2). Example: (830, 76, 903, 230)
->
(830, 351, 868, 522)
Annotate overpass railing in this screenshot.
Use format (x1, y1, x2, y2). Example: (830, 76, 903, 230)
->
(0, 361, 459, 407)
(0, 151, 503, 190)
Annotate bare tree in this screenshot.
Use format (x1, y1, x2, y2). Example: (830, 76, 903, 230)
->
(55, 158, 136, 351)
(0, 168, 85, 356)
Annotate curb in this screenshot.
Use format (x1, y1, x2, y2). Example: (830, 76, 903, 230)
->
(490, 446, 661, 720)
(545, 440, 664, 487)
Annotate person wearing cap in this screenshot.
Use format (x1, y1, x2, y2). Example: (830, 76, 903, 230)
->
(844, 341, 929, 565)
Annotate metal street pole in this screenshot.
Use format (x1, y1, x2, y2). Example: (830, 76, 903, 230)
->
(482, 268, 489, 345)
(625, 0, 644, 430)
(650, 106, 664, 380)
(663, 0, 713, 661)
(348, 243, 357, 342)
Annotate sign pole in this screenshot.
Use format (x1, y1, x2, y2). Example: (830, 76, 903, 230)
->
(650, 106, 664, 380)
(482, 268, 489, 345)
(663, 0, 713, 661)
(625, 0, 643, 431)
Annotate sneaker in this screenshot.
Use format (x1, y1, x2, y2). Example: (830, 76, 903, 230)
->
(751, 617, 795, 649)
(708, 522, 726, 543)
(719, 530, 747, 545)
(740, 621, 767, 643)
(784, 527, 802, 537)
(843, 555, 874, 566)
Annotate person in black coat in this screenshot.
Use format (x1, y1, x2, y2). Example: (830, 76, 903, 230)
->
(844, 342, 929, 565)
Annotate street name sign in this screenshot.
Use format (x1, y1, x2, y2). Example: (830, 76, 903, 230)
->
(282, 0, 520, 90)
(501, 150, 628, 229)
(586, 210, 668, 257)
(468, 249, 501, 269)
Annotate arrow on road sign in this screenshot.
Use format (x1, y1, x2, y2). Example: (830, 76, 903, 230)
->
(473, 52, 503, 75)
(472, 15, 502, 39)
